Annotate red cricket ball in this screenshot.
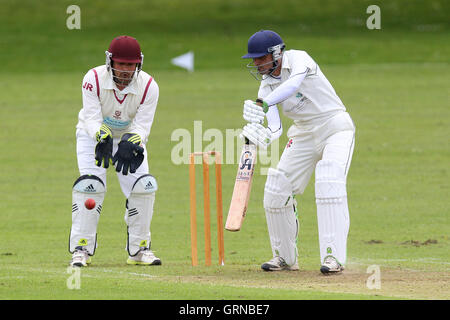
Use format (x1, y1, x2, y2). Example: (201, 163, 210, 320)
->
(85, 198, 96, 210)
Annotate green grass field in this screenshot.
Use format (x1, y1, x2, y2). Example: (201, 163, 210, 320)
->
(0, 0, 449, 302)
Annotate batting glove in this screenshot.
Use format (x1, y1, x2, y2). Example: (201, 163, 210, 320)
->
(112, 133, 144, 175)
(240, 122, 272, 149)
(243, 99, 268, 124)
(95, 124, 113, 168)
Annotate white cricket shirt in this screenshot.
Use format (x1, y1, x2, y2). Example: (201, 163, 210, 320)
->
(76, 65, 159, 143)
(258, 50, 346, 125)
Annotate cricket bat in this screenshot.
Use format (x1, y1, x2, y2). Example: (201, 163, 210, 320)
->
(225, 99, 266, 231)
(225, 137, 257, 231)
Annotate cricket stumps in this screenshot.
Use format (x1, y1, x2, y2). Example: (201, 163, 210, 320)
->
(189, 151, 224, 266)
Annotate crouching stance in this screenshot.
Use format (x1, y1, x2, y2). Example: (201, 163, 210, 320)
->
(69, 35, 161, 267)
(241, 30, 355, 274)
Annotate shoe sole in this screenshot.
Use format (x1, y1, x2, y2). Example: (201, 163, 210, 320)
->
(71, 262, 84, 267)
(70, 258, 92, 268)
(261, 264, 281, 271)
(320, 266, 344, 274)
(261, 264, 299, 272)
(127, 259, 162, 266)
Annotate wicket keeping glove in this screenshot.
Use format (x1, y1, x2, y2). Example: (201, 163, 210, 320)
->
(240, 122, 272, 149)
(112, 133, 144, 175)
(95, 124, 113, 168)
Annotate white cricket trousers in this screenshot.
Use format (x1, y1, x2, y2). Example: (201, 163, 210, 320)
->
(278, 112, 355, 194)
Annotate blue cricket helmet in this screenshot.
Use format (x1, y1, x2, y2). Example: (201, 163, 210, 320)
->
(242, 30, 285, 59)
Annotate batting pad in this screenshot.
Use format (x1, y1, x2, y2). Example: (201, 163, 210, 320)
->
(264, 168, 298, 266)
(69, 175, 105, 255)
(125, 174, 157, 256)
(264, 168, 294, 210)
(315, 160, 350, 265)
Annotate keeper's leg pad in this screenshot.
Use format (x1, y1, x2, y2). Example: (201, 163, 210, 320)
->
(125, 174, 158, 256)
(315, 160, 350, 265)
(263, 168, 299, 266)
(69, 175, 105, 255)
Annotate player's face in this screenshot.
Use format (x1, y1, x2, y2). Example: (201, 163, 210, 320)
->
(112, 61, 137, 86)
(252, 54, 281, 77)
(253, 54, 273, 75)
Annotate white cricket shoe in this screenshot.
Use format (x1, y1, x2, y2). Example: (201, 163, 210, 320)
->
(70, 247, 92, 267)
(261, 256, 299, 272)
(127, 248, 162, 266)
(320, 255, 344, 274)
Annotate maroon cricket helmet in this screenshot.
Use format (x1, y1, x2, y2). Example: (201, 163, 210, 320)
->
(108, 35, 142, 63)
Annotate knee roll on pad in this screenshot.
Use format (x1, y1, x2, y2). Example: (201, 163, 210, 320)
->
(264, 168, 294, 210)
(126, 174, 157, 256)
(315, 160, 346, 200)
(131, 174, 158, 194)
(70, 175, 106, 255)
(72, 174, 106, 195)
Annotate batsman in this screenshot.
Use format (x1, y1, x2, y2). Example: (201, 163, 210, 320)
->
(69, 35, 161, 267)
(241, 30, 355, 274)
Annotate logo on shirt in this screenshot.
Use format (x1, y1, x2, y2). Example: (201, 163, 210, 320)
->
(286, 138, 293, 149)
(83, 82, 93, 92)
(113, 110, 121, 119)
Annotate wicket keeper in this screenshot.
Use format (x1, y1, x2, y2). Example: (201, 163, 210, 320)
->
(241, 30, 356, 274)
(69, 35, 161, 267)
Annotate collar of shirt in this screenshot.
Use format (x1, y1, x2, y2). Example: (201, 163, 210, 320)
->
(102, 72, 139, 95)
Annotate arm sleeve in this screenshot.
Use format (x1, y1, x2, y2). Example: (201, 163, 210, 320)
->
(128, 79, 159, 143)
(81, 70, 103, 139)
(263, 71, 307, 107)
(258, 84, 283, 141)
(266, 106, 283, 141)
